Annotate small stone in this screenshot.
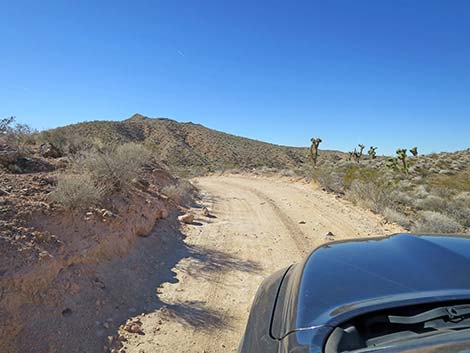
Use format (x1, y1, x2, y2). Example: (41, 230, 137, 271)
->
(178, 213, 194, 224)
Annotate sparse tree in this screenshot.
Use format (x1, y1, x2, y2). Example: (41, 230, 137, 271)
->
(0, 116, 15, 135)
(368, 146, 378, 159)
(309, 137, 322, 167)
(358, 144, 365, 158)
(396, 148, 409, 174)
(409, 147, 418, 157)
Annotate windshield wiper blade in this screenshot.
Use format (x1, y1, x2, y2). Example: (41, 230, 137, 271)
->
(388, 304, 470, 325)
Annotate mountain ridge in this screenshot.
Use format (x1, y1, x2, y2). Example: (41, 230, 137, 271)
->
(46, 114, 345, 173)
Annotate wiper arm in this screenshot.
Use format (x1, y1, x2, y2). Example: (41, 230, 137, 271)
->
(388, 304, 470, 325)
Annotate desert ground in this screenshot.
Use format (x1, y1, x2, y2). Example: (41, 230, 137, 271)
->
(117, 175, 403, 353)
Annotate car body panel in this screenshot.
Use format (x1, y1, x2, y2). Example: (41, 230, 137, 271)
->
(237, 266, 290, 353)
(239, 234, 470, 353)
(295, 234, 470, 334)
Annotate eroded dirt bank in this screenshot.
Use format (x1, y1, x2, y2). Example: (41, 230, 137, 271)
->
(0, 166, 179, 353)
(118, 175, 404, 353)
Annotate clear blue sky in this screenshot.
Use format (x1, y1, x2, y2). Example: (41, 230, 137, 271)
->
(1, 0, 469, 154)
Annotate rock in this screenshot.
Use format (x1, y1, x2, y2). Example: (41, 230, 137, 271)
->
(202, 207, 210, 217)
(55, 157, 69, 169)
(123, 322, 143, 335)
(178, 213, 194, 224)
(39, 142, 62, 158)
(324, 231, 335, 240)
(102, 209, 117, 218)
(298, 220, 306, 224)
(0, 143, 19, 165)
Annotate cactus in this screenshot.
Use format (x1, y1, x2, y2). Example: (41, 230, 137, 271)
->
(409, 147, 418, 157)
(368, 146, 378, 159)
(396, 148, 408, 174)
(309, 137, 322, 167)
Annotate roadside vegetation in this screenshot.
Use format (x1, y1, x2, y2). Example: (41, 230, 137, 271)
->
(0, 116, 192, 211)
(306, 138, 470, 234)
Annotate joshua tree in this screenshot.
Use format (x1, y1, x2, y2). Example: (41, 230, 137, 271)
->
(309, 137, 322, 167)
(358, 144, 365, 159)
(368, 146, 378, 159)
(396, 148, 409, 174)
(409, 147, 418, 157)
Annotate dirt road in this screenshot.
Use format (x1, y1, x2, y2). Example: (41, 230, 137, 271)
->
(119, 175, 403, 353)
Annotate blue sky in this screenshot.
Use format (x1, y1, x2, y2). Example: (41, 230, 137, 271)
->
(1, 0, 469, 154)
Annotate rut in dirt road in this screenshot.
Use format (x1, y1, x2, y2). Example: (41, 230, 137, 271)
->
(118, 175, 403, 353)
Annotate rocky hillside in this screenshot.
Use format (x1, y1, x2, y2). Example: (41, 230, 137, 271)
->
(42, 114, 343, 174)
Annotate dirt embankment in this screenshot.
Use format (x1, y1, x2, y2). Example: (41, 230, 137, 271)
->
(0, 166, 179, 353)
(118, 175, 404, 353)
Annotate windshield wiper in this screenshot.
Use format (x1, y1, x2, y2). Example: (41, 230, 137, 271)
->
(388, 304, 470, 325)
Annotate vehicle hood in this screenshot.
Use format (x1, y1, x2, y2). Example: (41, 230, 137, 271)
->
(280, 234, 470, 345)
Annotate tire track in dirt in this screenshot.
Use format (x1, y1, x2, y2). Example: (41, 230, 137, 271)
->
(216, 179, 311, 255)
(119, 175, 403, 353)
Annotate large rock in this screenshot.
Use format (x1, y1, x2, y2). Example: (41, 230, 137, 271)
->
(178, 213, 194, 224)
(39, 142, 61, 158)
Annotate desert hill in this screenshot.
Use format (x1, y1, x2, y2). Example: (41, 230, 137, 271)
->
(44, 114, 344, 173)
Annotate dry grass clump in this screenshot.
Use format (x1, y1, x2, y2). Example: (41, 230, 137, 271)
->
(383, 207, 411, 229)
(50, 143, 153, 209)
(49, 174, 104, 209)
(161, 180, 193, 205)
(414, 195, 446, 211)
(78, 143, 152, 192)
(347, 180, 393, 213)
(412, 211, 462, 234)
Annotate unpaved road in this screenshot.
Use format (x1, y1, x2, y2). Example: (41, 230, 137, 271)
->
(119, 175, 403, 353)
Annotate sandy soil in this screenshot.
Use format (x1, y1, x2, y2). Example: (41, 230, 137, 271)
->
(118, 175, 403, 353)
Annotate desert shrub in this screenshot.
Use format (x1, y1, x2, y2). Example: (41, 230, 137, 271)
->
(412, 211, 462, 234)
(347, 180, 392, 213)
(50, 174, 104, 209)
(161, 180, 193, 205)
(313, 167, 345, 193)
(0, 117, 36, 153)
(413, 185, 429, 199)
(36, 129, 86, 155)
(383, 207, 411, 228)
(79, 143, 152, 192)
(414, 195, 446, 211)
(455, 192, 470, 205)
(429, 173, 470, 192)
(390, 191, 413, 205)
(279, 169, 296, 177)
(444, 193, 470, 228)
